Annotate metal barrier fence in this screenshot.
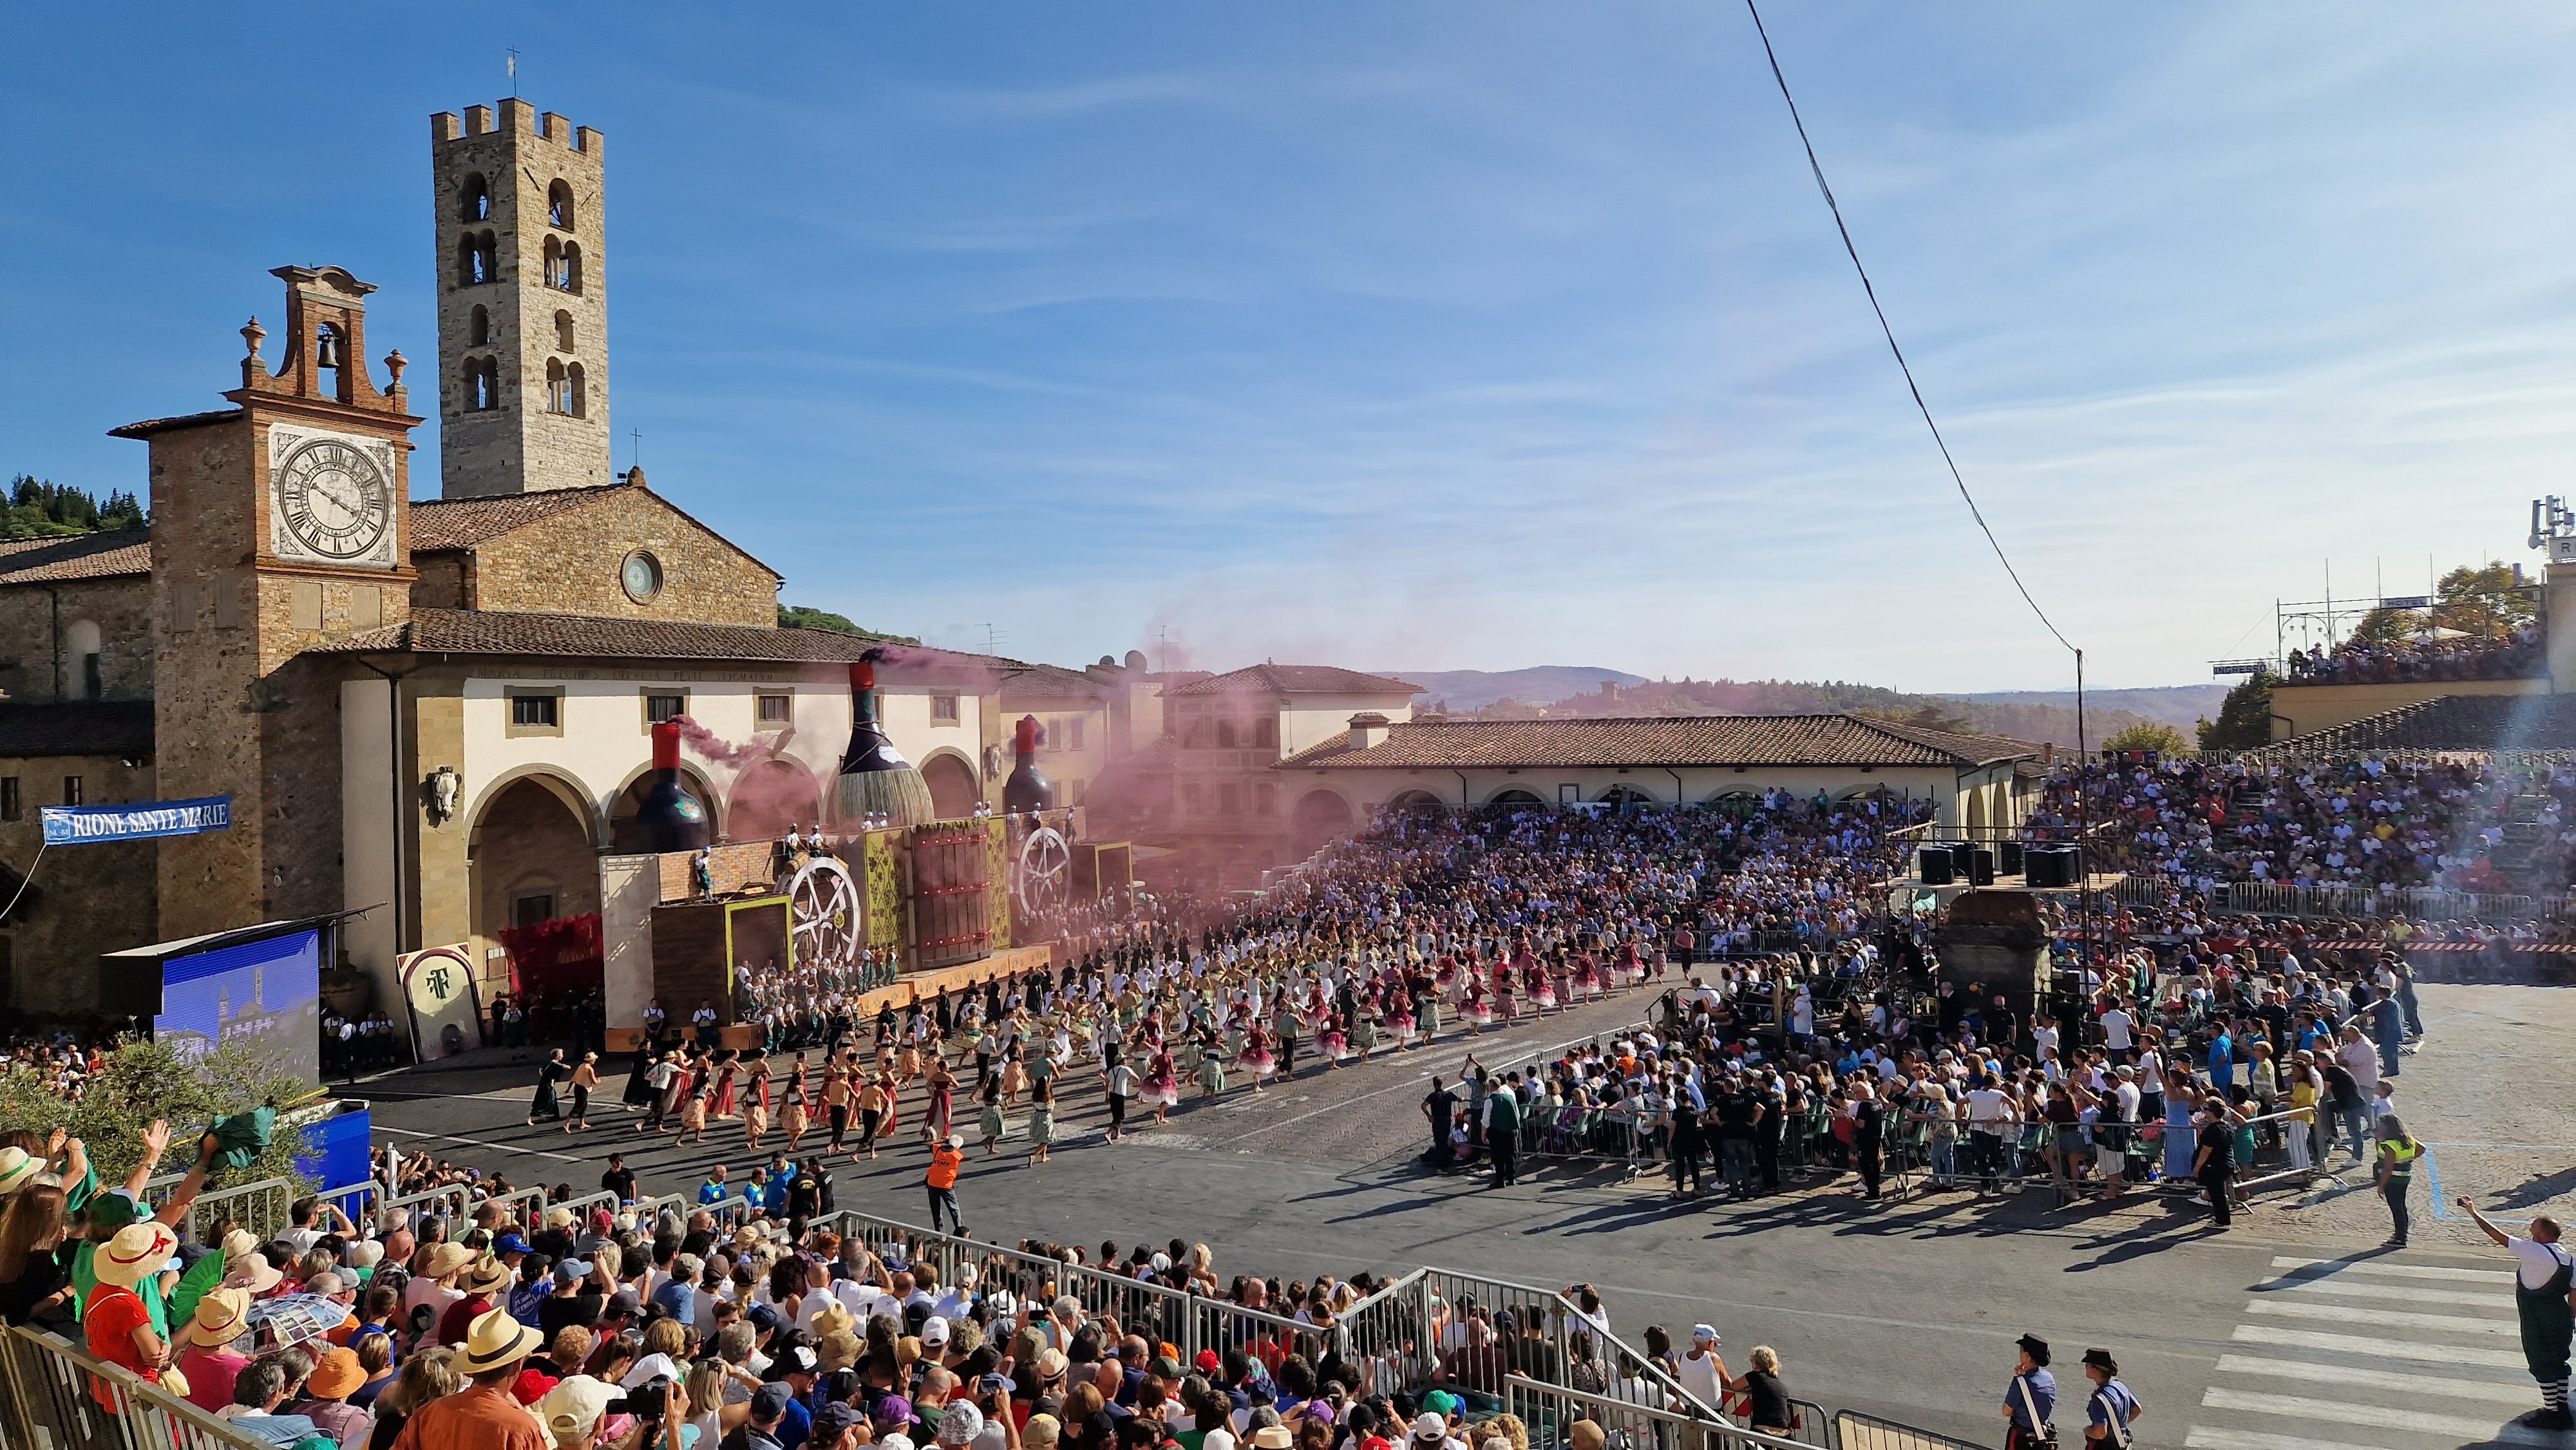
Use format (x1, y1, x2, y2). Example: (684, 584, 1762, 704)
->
(1, 1323, 273, 1450)
(1501, 1374, 1809, 1450)
(1832, 1408, 1984, 1450)
(142, 1175, 295, 1244)
(1404, 1266, 1727, 1424)
(316, 1179, 379, 1227)
(2110, 871, 2571, 923)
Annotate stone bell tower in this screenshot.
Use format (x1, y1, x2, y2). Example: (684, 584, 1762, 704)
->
(432, 99, 612, 498)
(112, 266, 421, 941)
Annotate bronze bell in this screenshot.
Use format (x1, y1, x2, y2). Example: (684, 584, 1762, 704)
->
(315, 327, 343, 368)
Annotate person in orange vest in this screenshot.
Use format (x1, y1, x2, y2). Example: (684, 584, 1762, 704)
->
(926, 1133, 966, 1235)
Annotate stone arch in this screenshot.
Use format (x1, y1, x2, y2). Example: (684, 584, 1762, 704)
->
(1599, 784, 1654, 809)
(460, 767, 602, 852)
(545, 358, 569, 415)
(567, 363, 587, 419)
(1485, 787, 1547, 808)
(62, 617, 103, 700)
(1965, 787, 1990, 834)
(1385, 789, 1445, 811)
(1291, 788, 1356, 852)
(468, 771, 604, 1001)
(607, 760, 724, 850)
(460, 173, 490, 223)
(553, 310, 575, 352)
(548, 178, 576, 231)
(469, 305, 490, 347)
(920, 748, 981, 821)
(560, 242, 584, 294)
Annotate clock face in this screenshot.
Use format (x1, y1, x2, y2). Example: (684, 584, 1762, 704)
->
(274, 434, 393, 561)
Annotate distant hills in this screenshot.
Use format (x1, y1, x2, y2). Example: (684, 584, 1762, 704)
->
(1389, 669, 2231, 751)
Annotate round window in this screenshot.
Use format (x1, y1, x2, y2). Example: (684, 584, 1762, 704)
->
(621, 549, 665, 603)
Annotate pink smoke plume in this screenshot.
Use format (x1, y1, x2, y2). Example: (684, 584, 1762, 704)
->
(672, 715, 796, 769)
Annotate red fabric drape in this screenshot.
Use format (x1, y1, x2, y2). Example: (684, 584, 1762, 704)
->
(497, 913, 605, 999)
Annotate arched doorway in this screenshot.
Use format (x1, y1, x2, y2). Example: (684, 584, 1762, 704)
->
(611, 766, 723, 852)
(1965, 787, 1990, 836)
(727, 757, 823, 843)
(470, 774, 603, 1016)
(1488, 788, 1546, 808)
(1385, 789, 1445, 813)
(1600, 785, 1653, 811)
(922, 752, 980, 821)
(1291, 789, 1356, 852)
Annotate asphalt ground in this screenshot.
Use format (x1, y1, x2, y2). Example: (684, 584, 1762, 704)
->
(359, 982, 2576, 1448)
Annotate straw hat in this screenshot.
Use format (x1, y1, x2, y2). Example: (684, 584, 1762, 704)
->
(424, 1242, 475, 1280)
(461, 1256, 514, 1299)
(810, 1300, 856, 1340)
(180, 1287, 253, 1350)
(220, 1230, 260, 1261)
(459, 1304, 545, 1373)
(93, 1222, 179, 1288)
(224, 1252, 284, 1295)
(0, 1147, 39, 1197)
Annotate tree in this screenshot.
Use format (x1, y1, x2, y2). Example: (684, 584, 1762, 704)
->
(1858, 704, 1977, 735)
(775, 604, 919, 645)
(0, 1035, 317, 1194)
(2197, 671, 2277, 752)
(2431, 561, 2535, 640)
(2345, 606, 2421, 650)
(1, 475, 146, 540)
(2101, 720, 2189, 756)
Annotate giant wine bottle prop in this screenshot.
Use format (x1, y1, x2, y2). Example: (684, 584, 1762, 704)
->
(1003, 713, 1054, 815)
(833, 654, 934, 829)
(638, 719, 710, 852)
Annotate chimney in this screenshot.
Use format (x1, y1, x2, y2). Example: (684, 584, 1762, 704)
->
(1348, 711, 1390, 751)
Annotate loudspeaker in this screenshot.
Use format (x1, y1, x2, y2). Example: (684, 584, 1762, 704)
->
(1968, 847, 1997, 887)
(1917, 845, 1954, 886)
(1998, 840, 2023, 876)
(2024, 847, 2066, 889)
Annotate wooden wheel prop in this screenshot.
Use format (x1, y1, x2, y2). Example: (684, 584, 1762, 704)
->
(788, 856, 863, 972)
(1015, 824, 1072, 917)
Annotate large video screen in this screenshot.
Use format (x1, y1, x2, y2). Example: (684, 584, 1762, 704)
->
(154, 927, 323, 1088)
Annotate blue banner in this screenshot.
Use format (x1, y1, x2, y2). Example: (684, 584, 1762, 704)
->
(41, 795, 232, 845)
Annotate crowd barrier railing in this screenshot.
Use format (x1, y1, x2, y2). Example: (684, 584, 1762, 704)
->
(316, 1178, 379, 1227)
(1832, 1408, 1985, 1450)
(1501, 1373, 1807, 1450)
(1, 1323, 274, 1450)
(2110, 871, 2575, 923)
(151, 1175, 295, 1243)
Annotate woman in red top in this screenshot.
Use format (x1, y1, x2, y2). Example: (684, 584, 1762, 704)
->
(85, 1221, 178, 1408)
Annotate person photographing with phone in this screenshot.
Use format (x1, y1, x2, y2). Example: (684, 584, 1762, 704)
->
(2460, 1200, 2575, 1431)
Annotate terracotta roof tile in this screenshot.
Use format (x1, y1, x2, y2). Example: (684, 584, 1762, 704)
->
(1165, 663, 1422, 698)
(315, 608, 1018, 681)
(0, 531, 152, 585)
(1277, 713, 2038, 769)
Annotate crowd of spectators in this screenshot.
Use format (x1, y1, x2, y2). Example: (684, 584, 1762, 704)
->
(2024, 753, 2521, 892)
(2285, 621, 2542, 684)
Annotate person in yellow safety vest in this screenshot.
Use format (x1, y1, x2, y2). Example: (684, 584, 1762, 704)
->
(2374, 1115, 2423, 1248)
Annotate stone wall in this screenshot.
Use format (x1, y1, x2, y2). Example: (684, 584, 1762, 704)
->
(0, 574, 154, 704)
(462, 485, 777, 626)
(0, 753, 160, 1019)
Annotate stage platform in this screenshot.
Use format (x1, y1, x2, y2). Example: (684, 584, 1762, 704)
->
(605, 943, 1062, 1053)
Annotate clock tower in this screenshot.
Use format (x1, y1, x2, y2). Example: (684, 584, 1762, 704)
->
(113, 265, 421, 942)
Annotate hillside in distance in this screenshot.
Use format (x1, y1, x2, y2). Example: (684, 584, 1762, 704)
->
(1397, 669, 2211, 751)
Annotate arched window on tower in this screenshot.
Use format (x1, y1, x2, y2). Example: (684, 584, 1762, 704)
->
(469, 305, 489, 347)
(542, 236, 562, 288)
(567, 362, 587, 419)
(548, 180, 575, 231)
(464, 356, 498, 412)
(460, 173, 490, 223)
(554, 310, 575, 352)
(545, 358, 569, 415)
(560, 243, 583, 294)
(315, 323, 345, 397)
(459, 232, 495, 287)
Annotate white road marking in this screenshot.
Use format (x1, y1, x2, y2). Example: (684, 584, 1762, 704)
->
(2260, 1277, 2508, 1309)
(376, 1125, 587, 1163)
(2242, 1300, 2516, 1336)
(2186, 1428, 2460, 1450)
(2201, 1386, 2548, 1443)
(2269, 1256, 2512, 1283)
(2211, 1354, 2533, 1406)
(2228, 1324, 2530, 1370)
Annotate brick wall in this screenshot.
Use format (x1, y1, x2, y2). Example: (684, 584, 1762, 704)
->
(0, 753, 160, 1019)
(462, 486, 776, 626)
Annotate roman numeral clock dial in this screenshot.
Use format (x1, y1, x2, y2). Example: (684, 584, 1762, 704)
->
(270, 431, 393, 563)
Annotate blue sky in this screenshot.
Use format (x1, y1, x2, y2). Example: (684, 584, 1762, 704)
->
(6, 3, 2573, 691)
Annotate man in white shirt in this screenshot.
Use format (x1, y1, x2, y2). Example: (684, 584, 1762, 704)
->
(1964, 1080, 2017, 1191)
(2462, 1203, 2573, 1431)
(2099, 1004, 2134, 1059)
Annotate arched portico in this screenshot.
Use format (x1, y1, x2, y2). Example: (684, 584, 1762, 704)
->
(1291, 788, 1356, 851)
(609, 762, 724, 850)
(920, 748, 981, 821)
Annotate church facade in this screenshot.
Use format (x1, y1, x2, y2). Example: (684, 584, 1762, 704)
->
(0, 99, 1152, 1027)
